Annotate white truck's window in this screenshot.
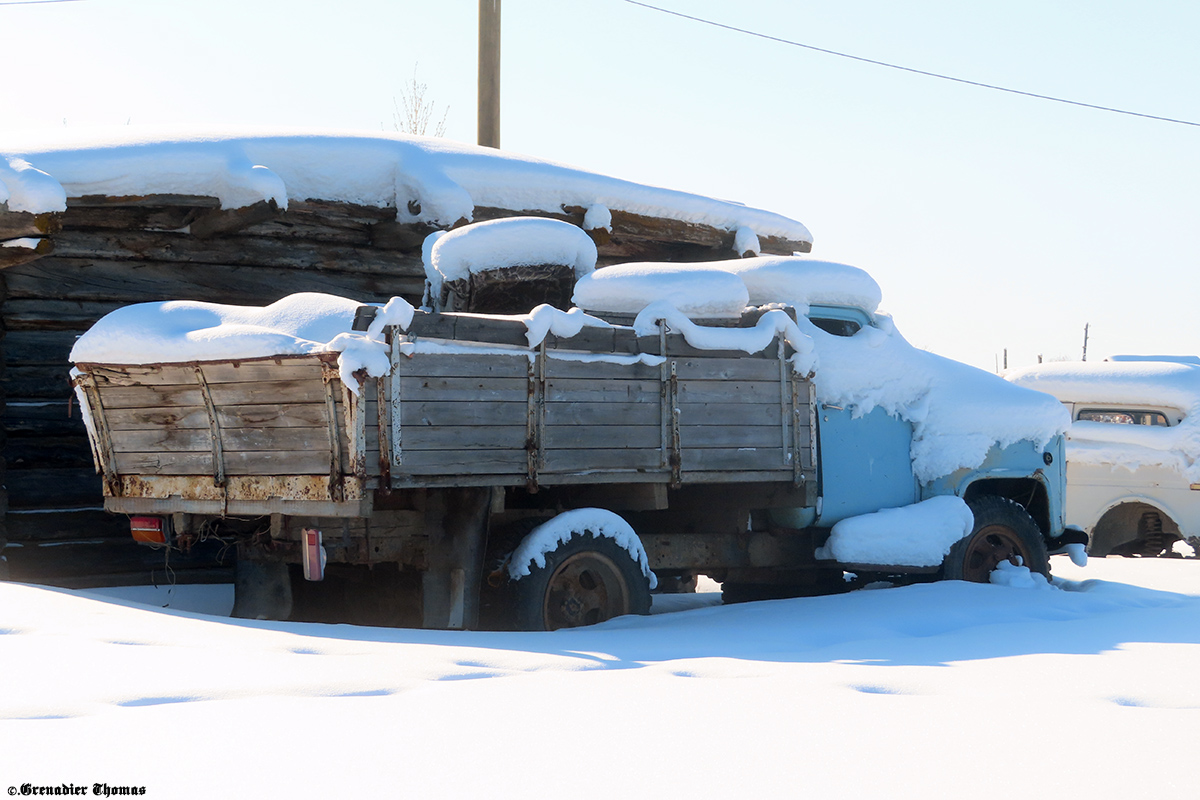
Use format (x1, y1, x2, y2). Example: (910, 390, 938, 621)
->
(1076, 409, 1170, 426)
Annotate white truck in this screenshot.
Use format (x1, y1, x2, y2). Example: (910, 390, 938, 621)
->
(1008, 357, 1200, 558)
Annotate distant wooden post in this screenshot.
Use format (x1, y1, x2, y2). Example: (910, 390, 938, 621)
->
(478, 0, 501, 148)
(1082, 323, 1089, 362)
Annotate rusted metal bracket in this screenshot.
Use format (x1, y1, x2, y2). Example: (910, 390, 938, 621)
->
(194, 366, 226, 489)
(342, 381, 367, 482)
(659, 322, 670, 470)
(791, 374, 804, 486)
(524, 345, 546, 492)
(669, 360, 682, 488)
(322, 365, 345, 502)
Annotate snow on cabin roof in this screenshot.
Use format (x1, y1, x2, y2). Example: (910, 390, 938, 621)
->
(1006, 360, 1200, 481)
(1006, 360, 1200, 411)
(0, 127, 813, 245)
(572, 256, 881, 318)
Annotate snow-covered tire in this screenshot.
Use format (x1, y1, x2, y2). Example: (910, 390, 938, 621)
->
(942, 496, 1050, 582)
(513, 532, 652, 631)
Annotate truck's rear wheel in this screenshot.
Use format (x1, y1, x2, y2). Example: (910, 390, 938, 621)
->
(513, 533, 651, 631)
(943, 496, 1049, 582)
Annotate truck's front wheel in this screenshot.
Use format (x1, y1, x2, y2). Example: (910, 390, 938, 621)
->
(943, 496, 1050, 582)
(513, 533, 652, 631)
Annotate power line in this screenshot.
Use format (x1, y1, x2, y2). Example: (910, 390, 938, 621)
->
(0, 0, 87, 5)
(623, 0, 1200, 128)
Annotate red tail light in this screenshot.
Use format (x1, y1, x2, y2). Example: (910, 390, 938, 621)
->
(130, 516, 167, 545)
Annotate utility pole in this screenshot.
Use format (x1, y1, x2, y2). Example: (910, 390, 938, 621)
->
(1082, 323, 1089, 362)
(478, 0, 501, 148)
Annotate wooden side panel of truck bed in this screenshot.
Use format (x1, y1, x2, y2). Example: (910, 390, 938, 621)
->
(74, 322, 817, 516)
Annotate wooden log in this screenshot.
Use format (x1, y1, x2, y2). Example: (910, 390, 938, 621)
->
(5, 467, 103, 509)
(0, 208, 62, 239)
(3, 435, 94, 470)
(1, 257, 425, 305)
(475, 205, 811, 258)
(189, 198, 282, 239)
(0, 237, 54, 270)
(2, 298, 124, 330)
(3, 329, 81, 365)
(2, 364, 77, 399)
(49, 228, 425, 275)
(2, 400, 84, 437)
(5, 507, 127, 542)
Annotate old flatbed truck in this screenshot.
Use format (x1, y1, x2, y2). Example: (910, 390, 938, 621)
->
(70, 285, 1080, 630)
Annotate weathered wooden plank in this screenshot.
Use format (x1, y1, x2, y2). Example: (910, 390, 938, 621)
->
(1, 257, 424, 305)
(544, 379, 659, 404)
(113, 449, 334, 476)
(109, 426, 334, 454)
(392, 449, 528, 475)
(397, 376, 528, 403)
(542, 401, 661, 427)
(394, 352, 531, 379)
(88, 359, 327, 387)
(674, 425, 793, 450)
(97, 378, 329, 408)
(543, 356, 663, 381)
(681, 447, 789, 472)
(399, 401, 529, 427)
(675, 402, 784, 426)
(543, 448, 665, 472)
(546, 327, 617, 353)
(675, 380, 784, 404)
(672, 357, 787, 382)
(398, 425, 527, 450)
(106, 402, 332, 431)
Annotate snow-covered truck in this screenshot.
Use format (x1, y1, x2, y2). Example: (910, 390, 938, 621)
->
(1007, 357, 1200, 558)
(69, 223, 1079, 629)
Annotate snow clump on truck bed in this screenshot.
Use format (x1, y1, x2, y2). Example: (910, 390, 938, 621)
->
(578, 255, 1067, 483)
(1007, 360, 1200, 483)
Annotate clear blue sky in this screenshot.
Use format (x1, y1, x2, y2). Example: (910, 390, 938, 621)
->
(4, 0, 1197, 370)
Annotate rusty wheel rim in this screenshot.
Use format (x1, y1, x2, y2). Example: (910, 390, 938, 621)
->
(542, 550, 631, 630)
(960, 523, 1031, 582)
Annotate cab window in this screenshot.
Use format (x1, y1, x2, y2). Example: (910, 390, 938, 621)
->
(810, 317, 862, 337)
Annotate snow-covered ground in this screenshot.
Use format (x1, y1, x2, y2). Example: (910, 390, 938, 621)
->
(2, 559, 1198, 799)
